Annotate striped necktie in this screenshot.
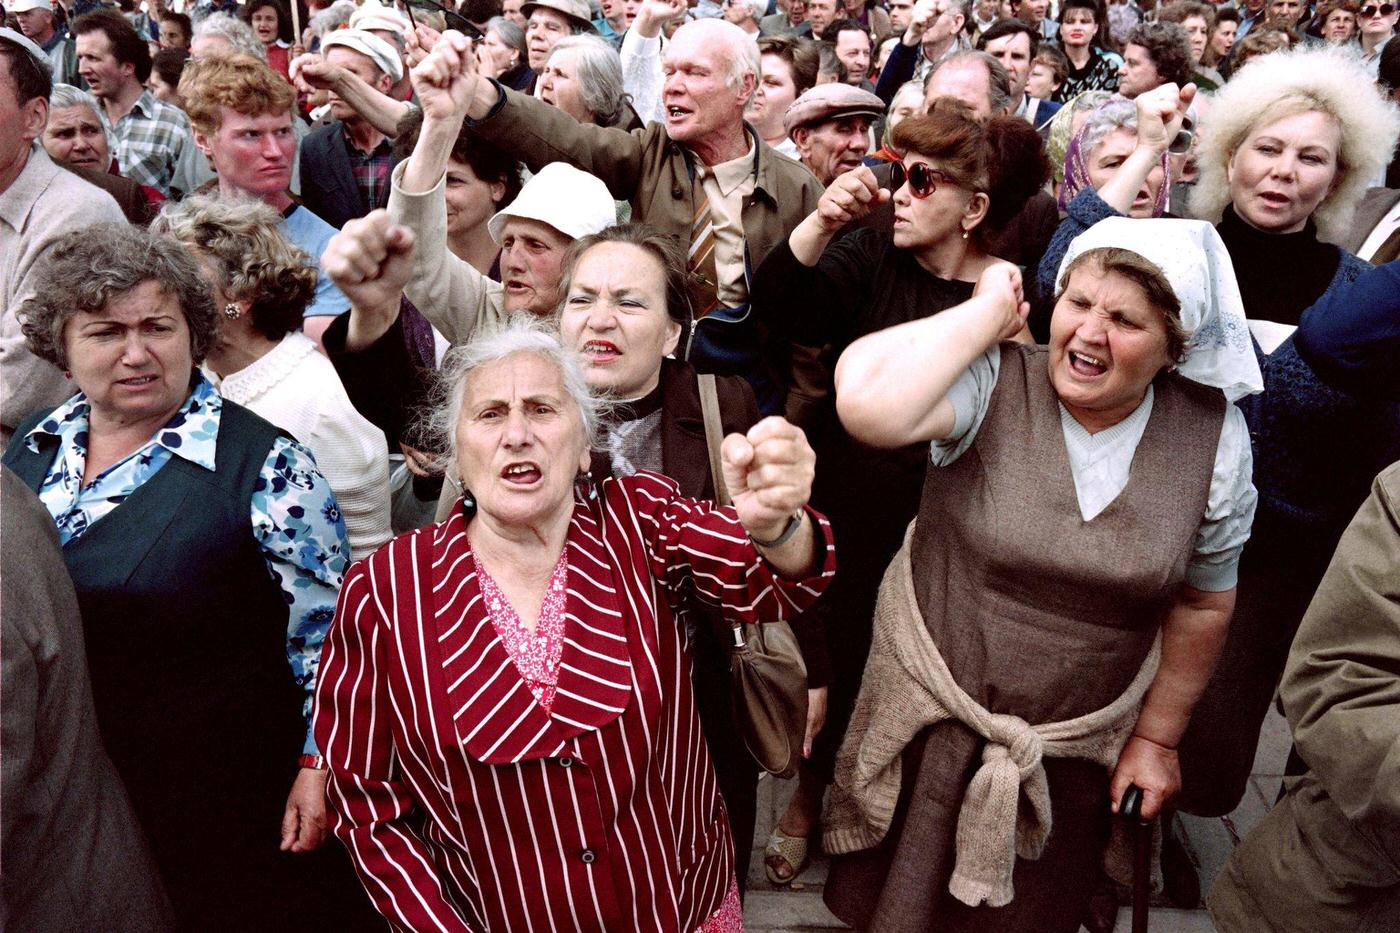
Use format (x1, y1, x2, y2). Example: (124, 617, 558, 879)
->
(687, 192, 720, 318)
(1368, 224, 1400, 265)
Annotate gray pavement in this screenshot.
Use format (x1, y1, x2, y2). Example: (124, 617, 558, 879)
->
(742, 707, 1294, 932)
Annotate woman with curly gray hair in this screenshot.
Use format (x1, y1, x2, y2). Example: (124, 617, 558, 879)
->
(538, 33, 640, 128)
(153, 195, 391, 560)
(0, 222, 376, 930)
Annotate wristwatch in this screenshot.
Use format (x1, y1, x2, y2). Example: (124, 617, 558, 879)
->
(749, 510, 806, 549)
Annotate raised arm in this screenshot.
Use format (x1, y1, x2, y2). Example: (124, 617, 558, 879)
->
(621, 0, 686, 126)
(292, 52, 411, 137)
(834, 263, 1028, 447)
(1094, 83, 1193, 215)
(786, 165, 892, 266)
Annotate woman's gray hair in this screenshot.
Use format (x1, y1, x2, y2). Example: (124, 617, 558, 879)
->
(547, 35, 629, 126)
(20, 224, 218, 370)
(1076, 96, 1138, 158)
(48, 83, 118, 159)
(310, 1, 357, 39)
(422, 319, 608, 468)
(1192, 45, 1400, 242)
(193, 13, 269, 61)
(488, 16, 527, 63)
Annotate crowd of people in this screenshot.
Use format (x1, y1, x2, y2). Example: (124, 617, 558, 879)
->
(2, 0, 1400, 928)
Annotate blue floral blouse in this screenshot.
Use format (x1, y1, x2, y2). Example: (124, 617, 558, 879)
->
(22, 375, 349, 760)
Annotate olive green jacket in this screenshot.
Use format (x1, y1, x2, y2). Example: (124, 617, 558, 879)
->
(1209, 460, 1400, 932)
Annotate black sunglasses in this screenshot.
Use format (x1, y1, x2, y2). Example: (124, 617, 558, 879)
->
(399, 0, 484, 40)
(1360, 3, 1395, 15)
(887, 161, 958, 199)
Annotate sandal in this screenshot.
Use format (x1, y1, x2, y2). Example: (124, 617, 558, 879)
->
(764, 829, 811, 885)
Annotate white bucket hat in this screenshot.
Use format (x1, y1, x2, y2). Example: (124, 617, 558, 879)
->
(320, 28, 404, 82)
(487, 162, 617, 244)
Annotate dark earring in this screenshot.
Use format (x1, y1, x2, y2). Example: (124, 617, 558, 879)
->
(223, 302, 241, 320)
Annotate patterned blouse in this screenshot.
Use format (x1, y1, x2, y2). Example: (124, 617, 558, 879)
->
(22, 375, 349, 759)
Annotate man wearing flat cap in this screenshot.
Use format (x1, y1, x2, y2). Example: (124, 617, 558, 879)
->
(784, 82, 882, 185)
(7, 0, 80, 85)
(299, 28, 404, 230)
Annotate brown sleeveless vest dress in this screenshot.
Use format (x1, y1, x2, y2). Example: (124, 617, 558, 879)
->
(825, 343, 1226, 933)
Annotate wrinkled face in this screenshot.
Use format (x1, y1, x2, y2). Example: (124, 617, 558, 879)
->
(64, 280, 194, 427)
(455, 352, 591, 530)
(1026, 60, 1060, 98)
(499, 217, 573, 314)
(747, 52, 798, 137)
(1209, 19, 1236, 57)
(891, 155, 977, 251)
(1048, 266, 1173, 429)
(888, 0, 914, 30)
(1086, 127, 1164, 218)
(1117, 43, 1162, 99)
(834, 28, 871, 83)
(887, 82, 923, 135)
(560, 242, 681, 399)
(503, 0, 527, 28)
(1059, 8, 1096, 47)
(526, 8, 572, 71)
(1360, 1, 1400, 39)
(196, 107, 295, 198)
(924, 60, 995, 121)
(784, 0, 809, 25)
(662, 27, 751, 145)
(445, 157, 505, 241)
(723, 0, 757, 25)
(77, 30, 135, 100)
(924, 0, 963, 46)
(326, 47, 391, 121)
(1180, 14, 1209, 62)
(539, 46, 594, 123)
(795, 114, 873, 185)
(1322, 8, 1358, 40)
(42, 104, 110, 170)
(806, 0, 838, 34)
(251, 6, 280, 43)
(478, 27, 520, 75)
(1266, 0, 1305, 25)
(159, 18, 189, 49)
(984, 30, 1032, 100)
(147, 71, 180, 104)
(1228, 109, 1342, 234)
(15, 8, 57, 42)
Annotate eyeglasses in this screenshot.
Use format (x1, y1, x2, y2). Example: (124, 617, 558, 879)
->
(1360, 3, 1395, 16)
(887, 160, 958, 198)
(398, 0, 484, 40)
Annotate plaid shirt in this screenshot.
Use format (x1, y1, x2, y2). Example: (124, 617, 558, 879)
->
(345, 133, 395, 217)
(99, 90, 205, 196)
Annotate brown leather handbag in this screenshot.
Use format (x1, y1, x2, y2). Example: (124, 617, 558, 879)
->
(696, 373, 809, 779)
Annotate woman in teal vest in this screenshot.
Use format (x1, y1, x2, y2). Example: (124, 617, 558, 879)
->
(2, 224, 379, 930)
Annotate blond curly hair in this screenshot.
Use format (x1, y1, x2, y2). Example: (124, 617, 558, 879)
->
(1191, 45, 1400, 243)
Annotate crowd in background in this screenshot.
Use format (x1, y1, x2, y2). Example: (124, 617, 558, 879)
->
(3, 0, 1400, 929)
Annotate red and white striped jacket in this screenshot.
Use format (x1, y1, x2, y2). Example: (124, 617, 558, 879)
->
(314, 472, 835, 932)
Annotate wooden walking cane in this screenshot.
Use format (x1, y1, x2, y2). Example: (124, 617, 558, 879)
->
(1119, 784, 1152, 933)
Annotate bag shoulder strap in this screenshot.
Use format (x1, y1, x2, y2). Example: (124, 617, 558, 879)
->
(697, 372, 731, 507)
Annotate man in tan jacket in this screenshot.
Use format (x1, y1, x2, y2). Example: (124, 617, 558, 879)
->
(415, 18, 825, 422)
(1209, 460, 1400, 932)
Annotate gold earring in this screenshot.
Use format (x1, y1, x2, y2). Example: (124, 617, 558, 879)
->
(223, 303, 241, 320)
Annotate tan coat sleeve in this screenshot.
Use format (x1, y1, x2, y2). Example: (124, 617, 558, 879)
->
(1282, 460, 1400, 868)
(386, 161, 507, 347)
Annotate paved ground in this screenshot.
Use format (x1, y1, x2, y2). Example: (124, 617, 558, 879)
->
(742, 707, 1294, 932)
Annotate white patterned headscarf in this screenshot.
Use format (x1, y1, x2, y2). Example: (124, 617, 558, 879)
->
(1056, 217, 1264, 401)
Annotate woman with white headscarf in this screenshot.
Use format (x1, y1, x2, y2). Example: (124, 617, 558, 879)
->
(821, 218, 1261, 933)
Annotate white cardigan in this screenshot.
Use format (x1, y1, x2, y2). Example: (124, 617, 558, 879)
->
(212, 332, 392, 561)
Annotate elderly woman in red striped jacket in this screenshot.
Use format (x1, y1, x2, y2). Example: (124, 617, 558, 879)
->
(313, 320, 835, 932)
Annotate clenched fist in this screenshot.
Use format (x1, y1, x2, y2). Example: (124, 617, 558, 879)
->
(720, 417, 816, 544)
(321, 210, 417, 317)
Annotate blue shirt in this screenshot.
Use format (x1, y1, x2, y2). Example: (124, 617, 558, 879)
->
(283, 204, 353, 318)
(23, 375, 349, 758)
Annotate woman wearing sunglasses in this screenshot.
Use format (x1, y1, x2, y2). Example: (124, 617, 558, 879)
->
(748, 107, 1049, 887)
(1359, 0, 1398, 71)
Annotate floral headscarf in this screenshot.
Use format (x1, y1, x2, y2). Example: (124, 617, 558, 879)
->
(1046, 90, 1114, 187)
(1057, 114, 1172, 216)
